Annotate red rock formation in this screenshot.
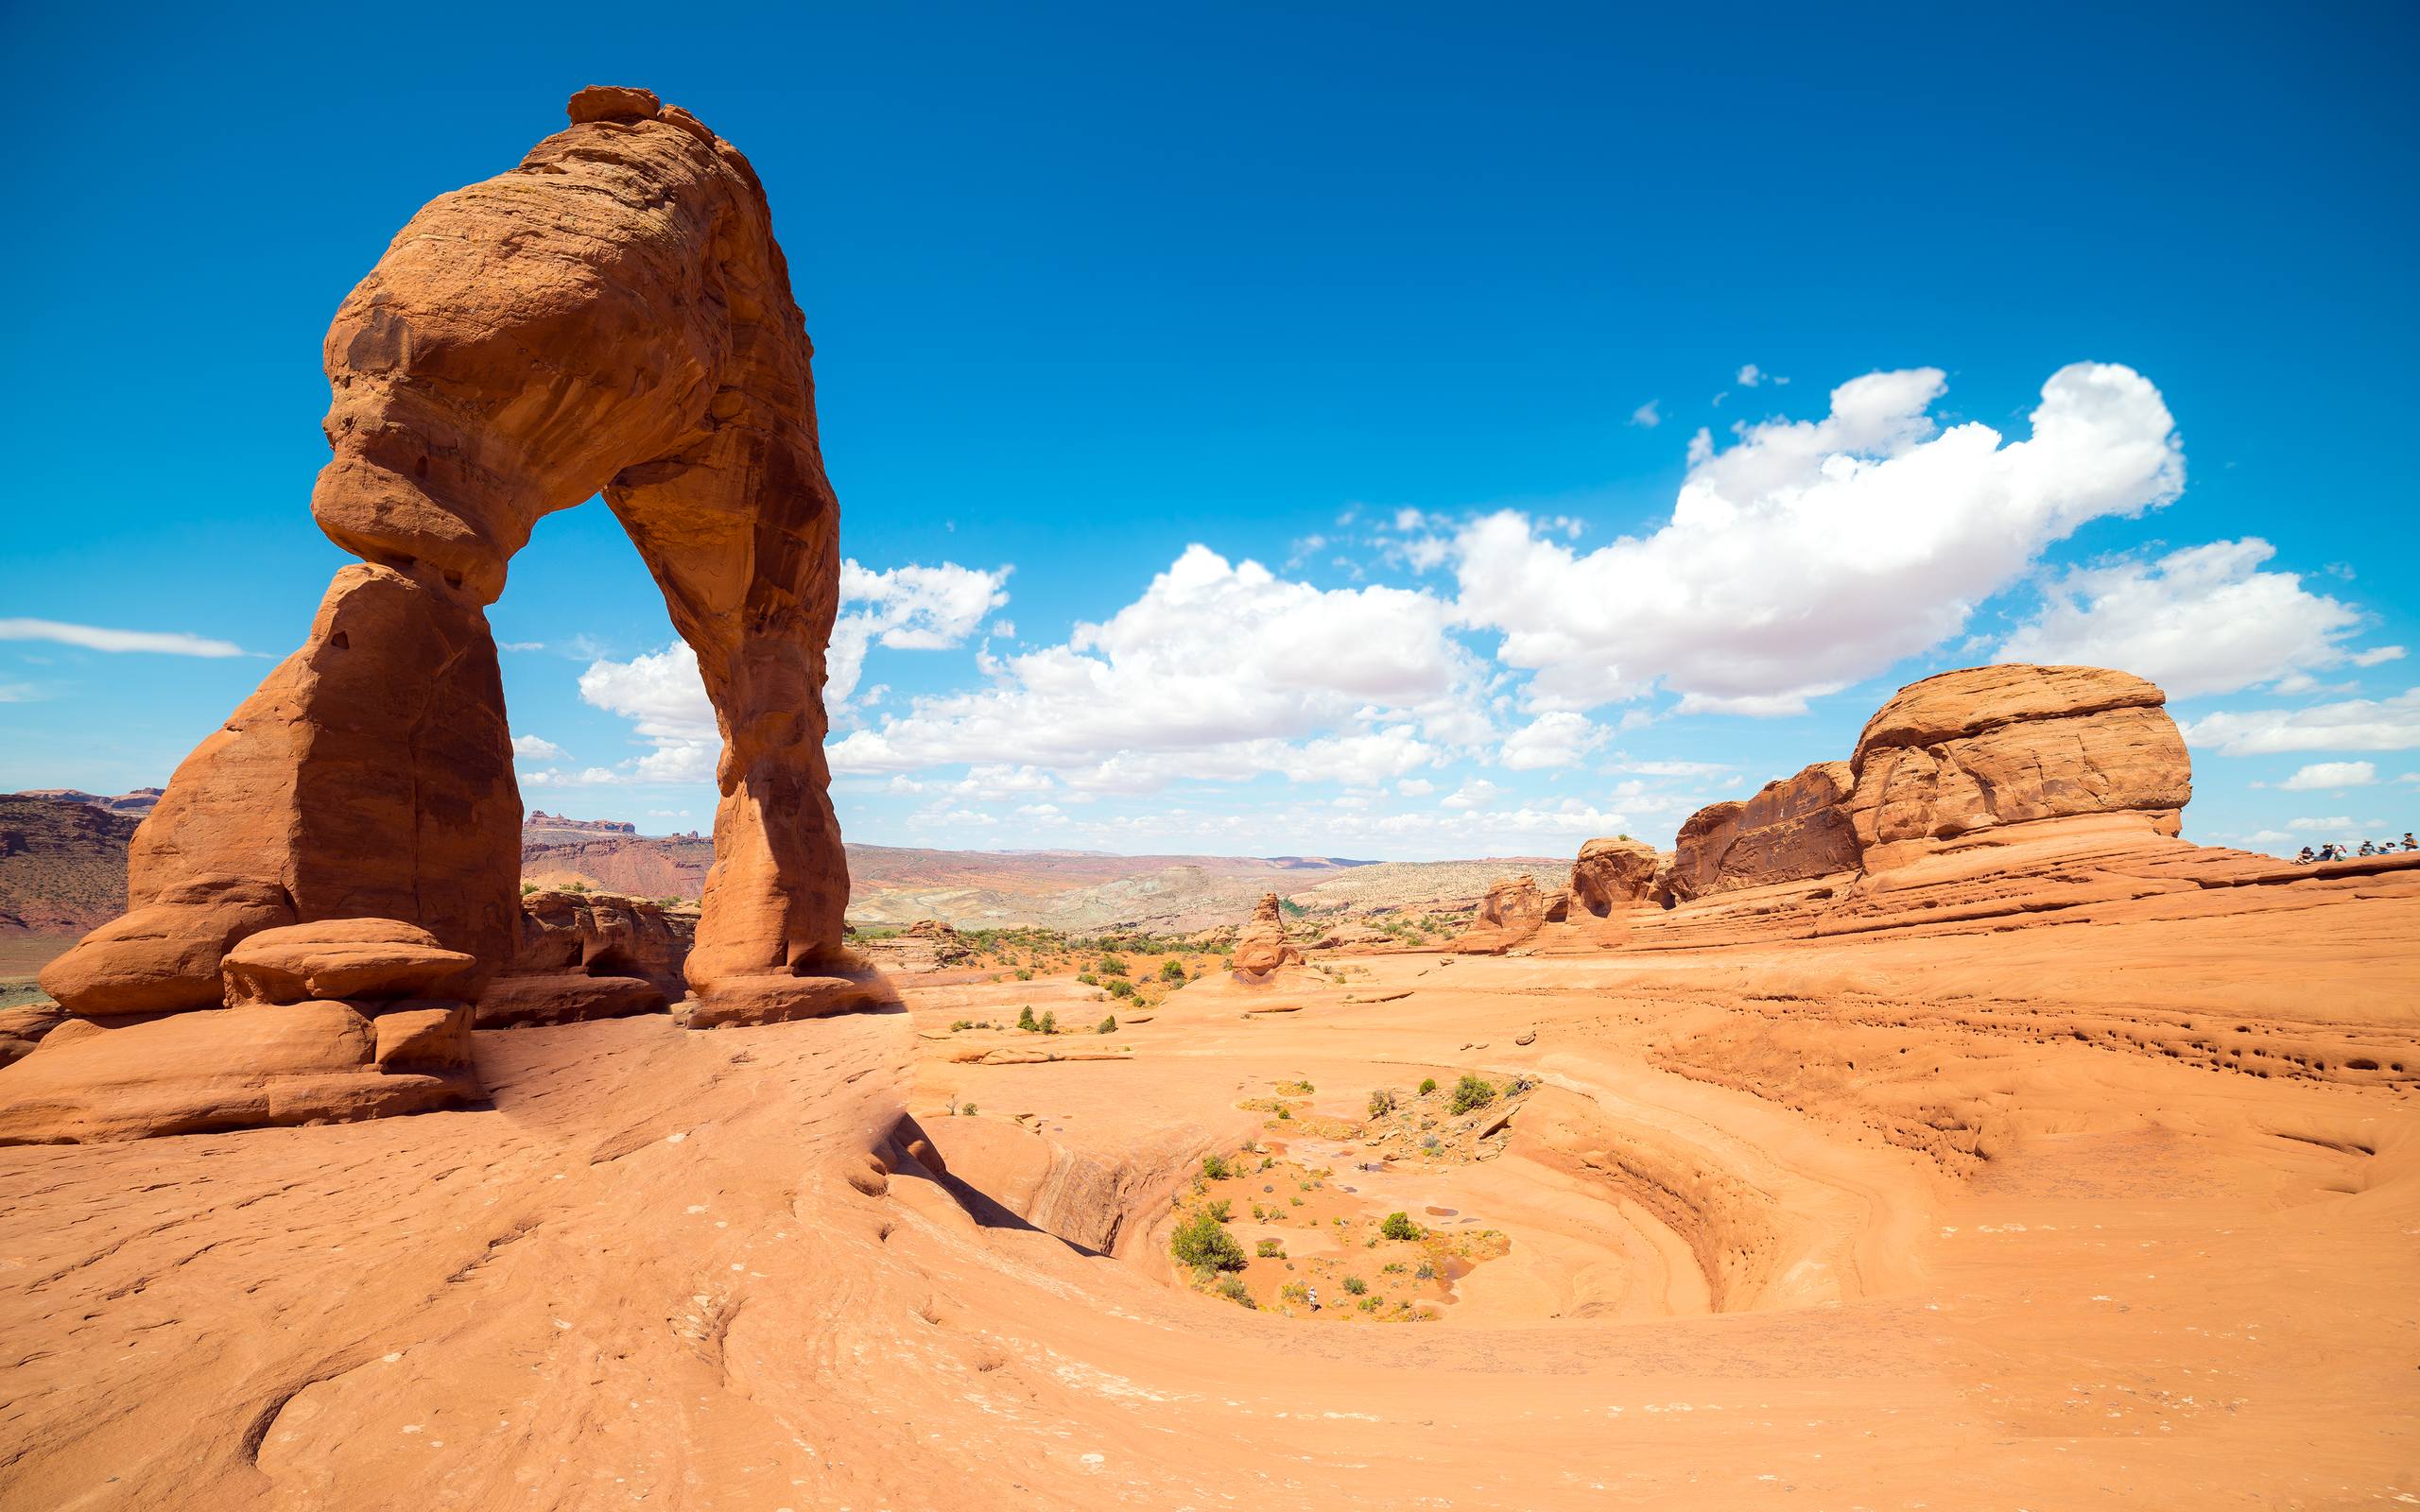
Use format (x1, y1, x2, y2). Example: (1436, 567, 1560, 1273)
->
(1570, 836, 1663, 915)
(1452, 874, 1555, 953)
(12, 88, 884, 1141)
(475, 890, 698, 1028)
(1846, 664, 2190, 871)
(1233, 893, 1304, 976)
(1663, 762, 1861, 902)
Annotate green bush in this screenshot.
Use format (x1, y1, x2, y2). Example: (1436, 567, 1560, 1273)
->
(1170, 1210, 1246, 1271)
(1098, 1014, 1117, 1034)
(1039, 1010, 1057, 1035)
(1159, 957, 1186, 981)
(1342, 1275, 1368, 1296)
(1097, 954, 1129, 976)
(1256, 1238, 1286, 1258)
(1107, 978, 1137, 1000)
(1215, 1272, 1256, 1307)
(1380, 1211, 1424, 1241)
(1201, 1153, 1232, 1180)
(1418, 1076, 1439, 1096)
(1368, 1088, 1397, 1118)
(1016, 1005, 1038, 1032)
(949, 1019, 972, 1032)
(1448, 1074, 1496, 1115)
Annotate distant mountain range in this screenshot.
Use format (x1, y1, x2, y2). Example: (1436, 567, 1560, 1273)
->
(6, 793, 1558, 941)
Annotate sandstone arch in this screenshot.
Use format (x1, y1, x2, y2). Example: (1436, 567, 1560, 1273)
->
(15, 89, 881, 1140)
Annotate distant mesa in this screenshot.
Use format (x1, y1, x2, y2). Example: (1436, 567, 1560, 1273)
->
(523, 809, 638, 835)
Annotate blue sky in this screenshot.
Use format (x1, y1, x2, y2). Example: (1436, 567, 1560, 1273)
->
(5, 2, 2416, 859)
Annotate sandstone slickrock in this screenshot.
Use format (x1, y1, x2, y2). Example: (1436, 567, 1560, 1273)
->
(1233, 893, 1305, 976)
(1570, 835, 1663, 915)
(10, 88, 887, 1141)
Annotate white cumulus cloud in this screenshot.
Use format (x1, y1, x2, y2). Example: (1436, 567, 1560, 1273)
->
(1497, 711, 1607, 770)
(2183, 688, 2420, 756)
(511, 734, 568, 763)
(1996, 539, 2374, 696)
(1453, 362, 2187, 714)
(2279, 761, 2377, 791)
(825, 544, 1484, 792)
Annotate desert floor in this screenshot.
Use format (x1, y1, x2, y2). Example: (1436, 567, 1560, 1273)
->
(3, 865, 2416, 1509)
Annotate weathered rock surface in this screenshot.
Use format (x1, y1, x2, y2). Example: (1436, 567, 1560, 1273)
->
(1233, 893, 1305, 976)
(1664, 762, 1861, 902)
(476, 888, 697, 1027)
(9, 88, 889, 1138)
(1452, 874, 1555, 953)
(221, 919, 479, 1007)
(1846, 664, 2190, 870)
(0, 1001, 470, 1144)
(1570, 836, 1664, 915)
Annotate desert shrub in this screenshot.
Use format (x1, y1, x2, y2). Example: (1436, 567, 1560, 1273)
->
(1418, 1076, 1438, 1096)
(1098, 1014, 1117, 1034)
(1215, 1273, 1256, 1308)
(1278, 1079, 1315, 1095)
(1039, 1010, 1057, 1035)
(1357, 1296, 1381, 1312)
(1016, 1005, 1038, 1031)
(1382, 1262, 1406, 1275)
(520, 881, 538, 895)
(1076, 971, 1098, 987)
(1288, 1194, 1304, 1206)
(1014, 968, 1034, 981)
(1107, 978, 1137, 1000)
(1368, 1088, 1397, 1118)
(1170, 1211, 1246, 1271)
(1279, 1280, 1310, 1306)
(1201, 1152, 1232, 1180)
(1343, 1275, 1368, 1296)
(1380, 1211, 1424, 1241)
(961, 1103, 978, 1117)
(1276, 1107, 1292, 1121)
(1414, 1261, 1435, 1280)
(1256, 1238, 1286, 1258)
(1097, 954, 1129, 976)
(563, 880, 588, 894)
(1159, 958, 1186, 981)
(1448, 1074, 1496, 1115)
(1203, 1198, 1233, 1223)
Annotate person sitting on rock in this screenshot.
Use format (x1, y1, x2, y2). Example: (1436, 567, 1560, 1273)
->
(2403, 832, 2417, 851)
(2359, 839, 2378, 856)
(2296, 847, 2316, 865)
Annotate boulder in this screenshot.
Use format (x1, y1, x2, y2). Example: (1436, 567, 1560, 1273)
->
(0, 1004, 68, 1069)
(1571, 836, 1663, 915)
(1846, 665, 2190, 870)
(477, 889, 696, 1024)
(0, 1002, 471, 1145)
(1234, 893, 1305, 976)
(222, 919, 478, 1006)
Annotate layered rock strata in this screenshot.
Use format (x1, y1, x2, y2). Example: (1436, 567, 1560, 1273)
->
(1233, 893, 1305, 976)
